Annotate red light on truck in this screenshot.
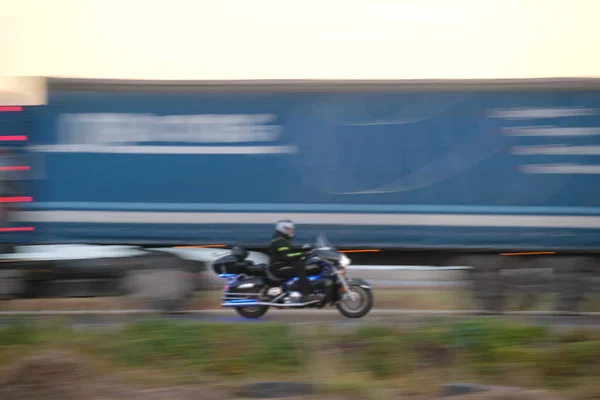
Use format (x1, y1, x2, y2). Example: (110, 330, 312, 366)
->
(0, 106, 23, 112)
(0, 226, 34, 232)
(0, 196, 33, 203)
(0, 166, 30, 171)
(0, 136, 27, 141)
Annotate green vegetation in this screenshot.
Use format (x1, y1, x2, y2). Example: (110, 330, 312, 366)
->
(339, 320, 600, 387)
(1, 317, 599, 398)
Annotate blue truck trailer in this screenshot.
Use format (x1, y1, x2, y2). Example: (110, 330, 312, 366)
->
(3, 77, 600, 312)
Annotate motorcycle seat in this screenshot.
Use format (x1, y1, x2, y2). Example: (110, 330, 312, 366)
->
(263, 264, 286, 282)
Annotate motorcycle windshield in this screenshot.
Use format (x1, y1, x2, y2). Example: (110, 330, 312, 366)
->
(315, 234, 336, 250)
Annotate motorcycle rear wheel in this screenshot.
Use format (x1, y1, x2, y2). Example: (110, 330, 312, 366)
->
(234, 305, 270, 319)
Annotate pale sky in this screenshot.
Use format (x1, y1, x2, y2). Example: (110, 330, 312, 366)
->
(1, 0, 599, 80)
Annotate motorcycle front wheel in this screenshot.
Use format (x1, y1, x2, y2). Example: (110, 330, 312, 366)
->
(336, 285, 373, 318)
(234, 305, 270, 319)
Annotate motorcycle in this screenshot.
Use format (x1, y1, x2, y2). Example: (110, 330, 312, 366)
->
(212, 234, 374, 319)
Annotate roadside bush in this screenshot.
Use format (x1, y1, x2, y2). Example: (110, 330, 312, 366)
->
(100, 318, 303, 376)
(342, 326, 409, 378)
(537, 341, 600, 382)
(1, 316, 599, 394)
(0, 318, 40, 346)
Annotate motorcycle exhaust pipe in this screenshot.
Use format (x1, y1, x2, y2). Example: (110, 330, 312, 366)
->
(221, 295, 261, 300)
(222, 300, 271, 307)
(221, 300, 321, 308)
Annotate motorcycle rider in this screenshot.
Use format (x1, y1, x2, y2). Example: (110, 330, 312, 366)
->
(268, 220, 320, 303)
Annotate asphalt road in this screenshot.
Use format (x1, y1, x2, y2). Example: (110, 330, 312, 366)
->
(2, 310, 600, 331)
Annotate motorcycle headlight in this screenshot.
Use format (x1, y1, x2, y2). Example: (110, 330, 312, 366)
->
(340, 254, 351, 267)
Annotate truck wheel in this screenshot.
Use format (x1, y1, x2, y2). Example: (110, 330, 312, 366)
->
(148, 293, 194, 314)
(122, 254, 196, 313)
(552, 256, 593, 313)
(0, 270, 25, 300)
(455, 255, 507, 313)
(234, 306, 270, 318)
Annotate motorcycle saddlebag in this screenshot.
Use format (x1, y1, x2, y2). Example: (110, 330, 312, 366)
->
(212, 254, 253, 275)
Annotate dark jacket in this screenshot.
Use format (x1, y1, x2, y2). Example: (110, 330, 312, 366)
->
(268, 231, 304, 266)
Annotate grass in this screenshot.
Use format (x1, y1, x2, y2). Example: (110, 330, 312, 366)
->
(4, 289, 600, 312)
(1, 318, 600, 399)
